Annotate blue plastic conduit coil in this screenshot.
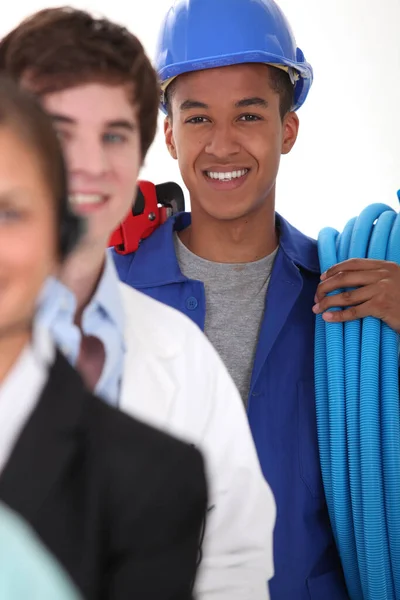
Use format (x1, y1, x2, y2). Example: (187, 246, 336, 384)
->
(315, 194, 400, 600)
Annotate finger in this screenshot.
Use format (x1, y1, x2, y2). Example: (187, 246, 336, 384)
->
(321, 259, 395, 281)
(316, 270, 387, 300)
(313, 283, 379, 314)
(320, 300, 377, 323)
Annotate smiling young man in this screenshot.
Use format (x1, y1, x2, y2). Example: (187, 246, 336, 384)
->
(0, 7, 276, 599)
(110, 0, 345, 598)
(113, 0, 400, 598)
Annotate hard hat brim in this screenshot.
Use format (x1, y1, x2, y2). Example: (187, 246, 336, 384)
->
(159, 50, 313, 113)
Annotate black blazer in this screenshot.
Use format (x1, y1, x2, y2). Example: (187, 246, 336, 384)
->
(0, 351, 207, 600)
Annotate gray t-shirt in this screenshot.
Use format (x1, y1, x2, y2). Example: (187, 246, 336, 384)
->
(174, 233, 277, 405)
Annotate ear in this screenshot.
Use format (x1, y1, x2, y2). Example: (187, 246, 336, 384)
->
(164, 116, 178, 160)
(281, 112, 300, 155)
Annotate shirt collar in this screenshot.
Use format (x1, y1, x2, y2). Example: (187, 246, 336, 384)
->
(126, 211, 320, 287)
(31, 320, 55, 367)
(36, 252, 125, 338)
(84, 252, 125, 336)
(276, 213, 320, 273)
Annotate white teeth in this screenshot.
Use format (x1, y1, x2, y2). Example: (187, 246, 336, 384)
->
(206, 169, 248, 181)
(69, 194, 104, 205)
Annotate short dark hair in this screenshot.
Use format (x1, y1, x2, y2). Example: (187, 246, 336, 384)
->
(268, 67, 295, 118)
(0, 6, 160, 160)
(0, 74, 67, 224)
(165, 65, 294, 120)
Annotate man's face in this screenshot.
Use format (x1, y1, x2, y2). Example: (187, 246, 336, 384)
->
(165, 64, 299, 223)
(41, 83, 141, 248)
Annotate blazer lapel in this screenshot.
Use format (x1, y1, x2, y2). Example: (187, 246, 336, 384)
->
(0, 353, 84, 523)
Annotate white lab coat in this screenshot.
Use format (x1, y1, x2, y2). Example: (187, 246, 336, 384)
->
(119, 282, 276, 600)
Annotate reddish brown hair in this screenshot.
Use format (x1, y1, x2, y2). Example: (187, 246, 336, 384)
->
(0, 6, 160, 159)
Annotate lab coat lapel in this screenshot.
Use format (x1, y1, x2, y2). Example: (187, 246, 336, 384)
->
(119, 286, 177, 429)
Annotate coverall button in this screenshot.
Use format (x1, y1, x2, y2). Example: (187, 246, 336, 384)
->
(186, 296, 198, 310)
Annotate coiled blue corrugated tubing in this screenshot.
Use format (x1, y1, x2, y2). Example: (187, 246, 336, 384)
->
(315, 195, 400, 600)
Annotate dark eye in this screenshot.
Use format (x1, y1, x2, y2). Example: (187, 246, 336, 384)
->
(186, 116, 209, 124)
(0, 209, 21, 223)
(238, 114, 262, 122)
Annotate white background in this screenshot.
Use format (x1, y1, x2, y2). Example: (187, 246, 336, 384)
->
(1, 0, 399, 238)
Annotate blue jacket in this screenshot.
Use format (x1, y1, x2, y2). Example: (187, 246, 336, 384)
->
(112, 212, 348, 600)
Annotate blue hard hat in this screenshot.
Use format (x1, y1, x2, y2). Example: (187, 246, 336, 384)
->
(156, 0, 313, 112)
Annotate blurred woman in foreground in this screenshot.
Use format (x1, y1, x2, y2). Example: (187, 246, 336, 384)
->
(0, 75, 207, 600)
